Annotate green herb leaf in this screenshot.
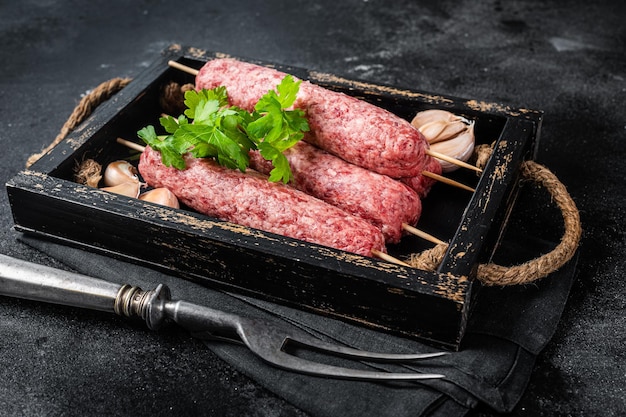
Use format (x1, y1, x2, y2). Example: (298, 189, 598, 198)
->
(160, 115, 184, 134)
(257, 142, 292, 183)
(248, 75, 309, 152)
(246, 75, 310, 180)
(174, 123, 249, 172)
(137, 125, 186, 170)
(183, 87, 228, 121)
(137, 75, 308, 183)
(274, 74, 300, 108)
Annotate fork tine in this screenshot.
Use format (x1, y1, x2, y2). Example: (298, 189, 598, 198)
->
(284, 335, 448, 362)
(192, 325, 446, 381)
(265, 349, 446, 381)
(237, 320, 446, 381)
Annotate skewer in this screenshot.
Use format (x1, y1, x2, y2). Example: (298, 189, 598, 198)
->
(169, 60, 199, 76)
(371, 250, 411, 267)
(167, 60, 477, 193)
(116, 138, 414, 266)
(421, 171, 475, 192)
(425, 149, 482, 173)
(117, 138, 451, 246)
(123, 132, 474, 194)
(117, 137, 146, 153)
(401, 223, 445, 245)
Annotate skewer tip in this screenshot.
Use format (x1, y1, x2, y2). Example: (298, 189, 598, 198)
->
(116, 137, 146, 153)
(168, 60, 199, 76)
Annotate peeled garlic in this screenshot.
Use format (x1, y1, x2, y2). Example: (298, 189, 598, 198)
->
(429, 124, 475, 173)
(104, 160, 139, 187)
(411, 109, 460, 127)
(419, 119, 468, 144)
(139, 188, 180, 209)
(101, 181, 141, 198)
(411, 109, 475, 173)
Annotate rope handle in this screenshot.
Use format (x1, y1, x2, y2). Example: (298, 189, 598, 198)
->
(27, 79, 582, 286)
(409, 144, 582, 286)
(26, 77, 132, 168)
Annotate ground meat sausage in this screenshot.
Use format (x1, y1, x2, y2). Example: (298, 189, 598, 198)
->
(248, 141, 421, 244)
(195, 58, 432, 179)
(138, 146, 387, 257)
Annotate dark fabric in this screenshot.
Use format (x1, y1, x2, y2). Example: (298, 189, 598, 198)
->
(20, 234, 577, 416)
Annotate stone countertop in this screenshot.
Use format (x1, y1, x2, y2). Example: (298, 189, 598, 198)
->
(1, 1, 624, 416)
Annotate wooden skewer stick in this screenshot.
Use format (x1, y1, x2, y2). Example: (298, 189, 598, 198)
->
(168, 60, 199, 76)
(115, 138, 429, 267)
(371, 249, 411, 267)
(421, 171, 475, 193)
(117, 137, 146, 153)
(425, 149, 482, 173)
(401, 223, 445, 245)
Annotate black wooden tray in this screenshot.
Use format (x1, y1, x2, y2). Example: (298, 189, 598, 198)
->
(6, 45, 543, 350)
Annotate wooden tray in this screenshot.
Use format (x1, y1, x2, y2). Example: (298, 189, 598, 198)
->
(6, 45, 543, 350)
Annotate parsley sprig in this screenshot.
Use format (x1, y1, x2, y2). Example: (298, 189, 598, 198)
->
(137, 75, 309, 183)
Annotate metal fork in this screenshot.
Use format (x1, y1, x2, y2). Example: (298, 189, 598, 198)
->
(0, 253, 446, 381)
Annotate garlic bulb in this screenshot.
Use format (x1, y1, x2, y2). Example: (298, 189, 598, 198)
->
(103, 160, 139, 187)
(411, 109, 476, 172)
(101, 181, 141, 198)
(139, 188, 180, 209)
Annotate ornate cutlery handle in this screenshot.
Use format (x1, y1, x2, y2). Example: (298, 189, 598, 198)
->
(0, 253, 170, 329)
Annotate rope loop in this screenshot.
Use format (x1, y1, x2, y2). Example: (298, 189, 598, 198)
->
(409, 145, 582, 286)
(26, 77, 132, 168)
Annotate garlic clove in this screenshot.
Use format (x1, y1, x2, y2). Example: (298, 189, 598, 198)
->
(100, 181, 141, 198)
(412, 110, 472, 143)
(426, 119, 468, 144)
(104, 160, 139, 187)
(411, 109, 459, 128)
(429, 124, 475, 173)
(412, 109, 477, 172)
(417, 120, 449, 142)
(139, 188, 180, 209)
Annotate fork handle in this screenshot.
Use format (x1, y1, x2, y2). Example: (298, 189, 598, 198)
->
(0, 253, 125, 312)
(0, 253, 236, 335)
(0, 253, 172, 328)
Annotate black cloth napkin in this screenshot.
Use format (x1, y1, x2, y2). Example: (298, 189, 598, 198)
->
(20, 234, 577, 416)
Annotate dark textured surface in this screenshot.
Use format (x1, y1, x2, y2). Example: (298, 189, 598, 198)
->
(1, 1, 624, 416)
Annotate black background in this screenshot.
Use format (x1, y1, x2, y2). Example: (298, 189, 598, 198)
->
(1, 1, 624, 416)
